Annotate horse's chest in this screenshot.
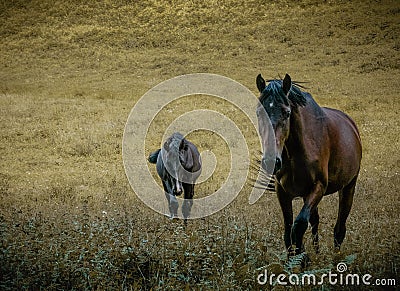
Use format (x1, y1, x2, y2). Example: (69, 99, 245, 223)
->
(277, 168, 315, 198)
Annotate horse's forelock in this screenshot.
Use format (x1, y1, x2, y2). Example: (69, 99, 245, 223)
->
(260, 80, 288, 106)
(163, 132, 184, 151)
(168, 132, 184, 151)
(260, 79, 307, 108)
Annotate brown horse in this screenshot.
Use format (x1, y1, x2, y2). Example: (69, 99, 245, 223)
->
(256, 74, 362, 263)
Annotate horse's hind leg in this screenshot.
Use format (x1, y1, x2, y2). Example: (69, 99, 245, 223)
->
(309, 207, 320, 254)
(334, 177, 357, 253)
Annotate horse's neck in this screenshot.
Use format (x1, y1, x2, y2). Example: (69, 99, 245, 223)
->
(286, 103, 325, 161)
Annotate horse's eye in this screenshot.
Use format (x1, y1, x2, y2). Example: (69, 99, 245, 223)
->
(283, 110, 291, 120)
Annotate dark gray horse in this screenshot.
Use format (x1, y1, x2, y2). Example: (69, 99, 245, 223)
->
(148, 132, 201, 222)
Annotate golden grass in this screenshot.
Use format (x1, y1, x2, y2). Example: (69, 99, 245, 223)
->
(0, 0, 399, 289)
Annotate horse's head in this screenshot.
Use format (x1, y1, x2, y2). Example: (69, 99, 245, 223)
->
(256, 74, 293, 174)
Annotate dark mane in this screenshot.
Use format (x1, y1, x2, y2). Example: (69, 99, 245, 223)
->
(259, 79, 307, 107)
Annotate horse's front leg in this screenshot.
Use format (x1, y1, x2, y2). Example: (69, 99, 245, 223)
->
(162, 181, 178, 218)
(276, 184, 294, 256)
(292, 182, 325, 255)
(182, 183, 194, 225)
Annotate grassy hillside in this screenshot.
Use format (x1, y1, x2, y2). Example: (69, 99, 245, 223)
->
(0, 0, 399, 289)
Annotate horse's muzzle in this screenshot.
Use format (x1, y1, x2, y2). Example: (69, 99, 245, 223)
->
(174, 189, 182, 196)
(262, 156, 278, 174)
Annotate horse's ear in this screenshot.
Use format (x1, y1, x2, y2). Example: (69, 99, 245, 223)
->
(282, 74, 291, 96)
(256, 74, 266, 93)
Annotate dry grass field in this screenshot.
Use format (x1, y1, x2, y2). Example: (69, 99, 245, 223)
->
(0, 0, 399, 290)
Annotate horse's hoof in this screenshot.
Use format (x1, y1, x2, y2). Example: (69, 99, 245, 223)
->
(286, 252, 310, 272)
(301, 253, 311, 268)
(287, 245, 297, 259)
(312, 235, 320, 254)
(334, 246, 341, 255)
(169, 214, 178, 221)
(313, 243, 320, 254)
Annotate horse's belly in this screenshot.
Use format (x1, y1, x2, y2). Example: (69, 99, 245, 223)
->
(325, 183, 342, 195)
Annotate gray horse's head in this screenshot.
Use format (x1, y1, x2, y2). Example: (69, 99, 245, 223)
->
(149, 132, 200, 195)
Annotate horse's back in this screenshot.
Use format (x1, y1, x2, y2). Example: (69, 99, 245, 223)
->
(324, 107, 361, 139)
(323, 107, 362, 194)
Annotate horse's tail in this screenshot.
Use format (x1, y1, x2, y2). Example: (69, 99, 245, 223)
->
(148, 149, 161, 164)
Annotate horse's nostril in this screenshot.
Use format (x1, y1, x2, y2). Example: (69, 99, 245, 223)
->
(275, 157, 282, 171)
